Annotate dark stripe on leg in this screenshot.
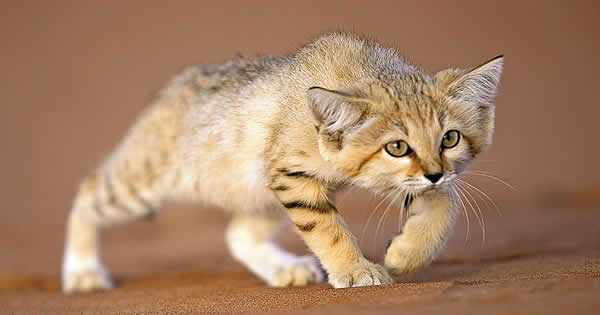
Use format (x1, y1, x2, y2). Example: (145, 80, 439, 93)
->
(127, 183, 156, 216)
(296, 222, 317, 232)
(104, 173, 117, 206)
(275, 166, 314, 179)
(104, 173, 131, 214)
(283, 200, 335, 213)
(285, 171, 312, 178)
(331, 234, 340, 246)
(271, 185, 289, 191)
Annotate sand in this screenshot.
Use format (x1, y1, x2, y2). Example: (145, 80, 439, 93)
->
(1, 202, 599, 314)
(2, 2, 600, 313)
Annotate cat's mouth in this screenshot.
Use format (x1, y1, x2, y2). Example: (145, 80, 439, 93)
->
(403, 183, 438, 194)
(402, 173, 458, 194)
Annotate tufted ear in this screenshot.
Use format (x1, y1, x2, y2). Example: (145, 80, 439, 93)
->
(444, 55, 504, 107)
(307, 87, 370, 133)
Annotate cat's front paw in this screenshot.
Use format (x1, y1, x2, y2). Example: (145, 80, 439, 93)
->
(328, 259, 393, 288)
(271, 256, 324, 287)
(384, 235, 429, 275)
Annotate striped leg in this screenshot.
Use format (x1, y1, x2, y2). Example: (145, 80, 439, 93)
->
(384, 191, 457, 275)
(62, 170, 161, 294)
(270, 169, 392, 288)
(226, 212, 323, 287)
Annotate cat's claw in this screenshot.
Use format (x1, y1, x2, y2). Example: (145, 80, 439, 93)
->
(270, 256, 323, 287)
(328, 259, 393, 288)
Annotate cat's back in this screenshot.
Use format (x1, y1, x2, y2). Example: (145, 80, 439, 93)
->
(154, 56, 286, 107)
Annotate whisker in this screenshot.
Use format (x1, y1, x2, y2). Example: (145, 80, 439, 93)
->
(374, 189, 404, 256)
(462, 171, 516, 190)
(457, 178, 502, 217)
(457, 181, 486, 246)
(451, 185, 470, 244)
(398, 192, 408, 232)
(455, 184, 485, 246)
(360, 189, 395, 248)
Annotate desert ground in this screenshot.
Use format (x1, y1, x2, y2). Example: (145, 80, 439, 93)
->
(2, 1, 600, 314)
(2, 194, 600, 313)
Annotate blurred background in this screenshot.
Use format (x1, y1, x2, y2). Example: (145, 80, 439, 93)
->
(1, 1, 599, 278)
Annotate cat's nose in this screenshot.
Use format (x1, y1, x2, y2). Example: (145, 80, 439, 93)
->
(424, 173, 443, 184)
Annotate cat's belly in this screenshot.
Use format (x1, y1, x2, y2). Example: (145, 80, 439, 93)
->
(170, 152, 281, 214)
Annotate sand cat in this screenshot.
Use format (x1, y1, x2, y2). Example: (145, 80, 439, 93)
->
(62, 33, 503, 293)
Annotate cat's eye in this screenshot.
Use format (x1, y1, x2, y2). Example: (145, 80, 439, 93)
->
(441, 130, 461, 149)
(384, 140, 412, 157)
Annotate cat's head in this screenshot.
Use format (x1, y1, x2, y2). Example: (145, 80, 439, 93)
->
(308, 56, 503, 195)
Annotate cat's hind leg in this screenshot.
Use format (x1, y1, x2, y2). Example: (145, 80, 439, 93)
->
(62, 162, 167, 293)
(225, 212, 323, 287)
(62, 102, 183, 294)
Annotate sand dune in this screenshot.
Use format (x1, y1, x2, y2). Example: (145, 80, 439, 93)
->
(1, 206, 599, 314)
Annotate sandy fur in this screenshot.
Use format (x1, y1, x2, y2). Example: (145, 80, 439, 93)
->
(62, 33, 502, 293)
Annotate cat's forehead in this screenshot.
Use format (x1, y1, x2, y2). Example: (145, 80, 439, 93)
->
(370, 76, 451, 135)
(375, 76, 441, 112)
(387, 96, 446, 131)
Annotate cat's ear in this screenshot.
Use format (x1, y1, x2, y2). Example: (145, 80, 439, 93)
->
(441, 55, 504, 106)
(307, 87, 370, 133)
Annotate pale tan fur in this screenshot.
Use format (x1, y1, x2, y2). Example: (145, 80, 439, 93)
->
(62, 33, 503, 293)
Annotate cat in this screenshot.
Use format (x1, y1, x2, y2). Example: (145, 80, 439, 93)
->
(62, 32, 503, 293)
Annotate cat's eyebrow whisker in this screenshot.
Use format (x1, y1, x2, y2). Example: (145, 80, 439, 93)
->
(374, 188, 404, 256)
(360, 188, 396, 248)
(456, 178, 502, 217)
(462, 171, 516, 191)
(457, 181, 486, 247)
(451, 185, 470, 244)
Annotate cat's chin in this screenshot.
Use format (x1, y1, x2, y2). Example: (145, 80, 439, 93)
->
(404, 184, 450, 196)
